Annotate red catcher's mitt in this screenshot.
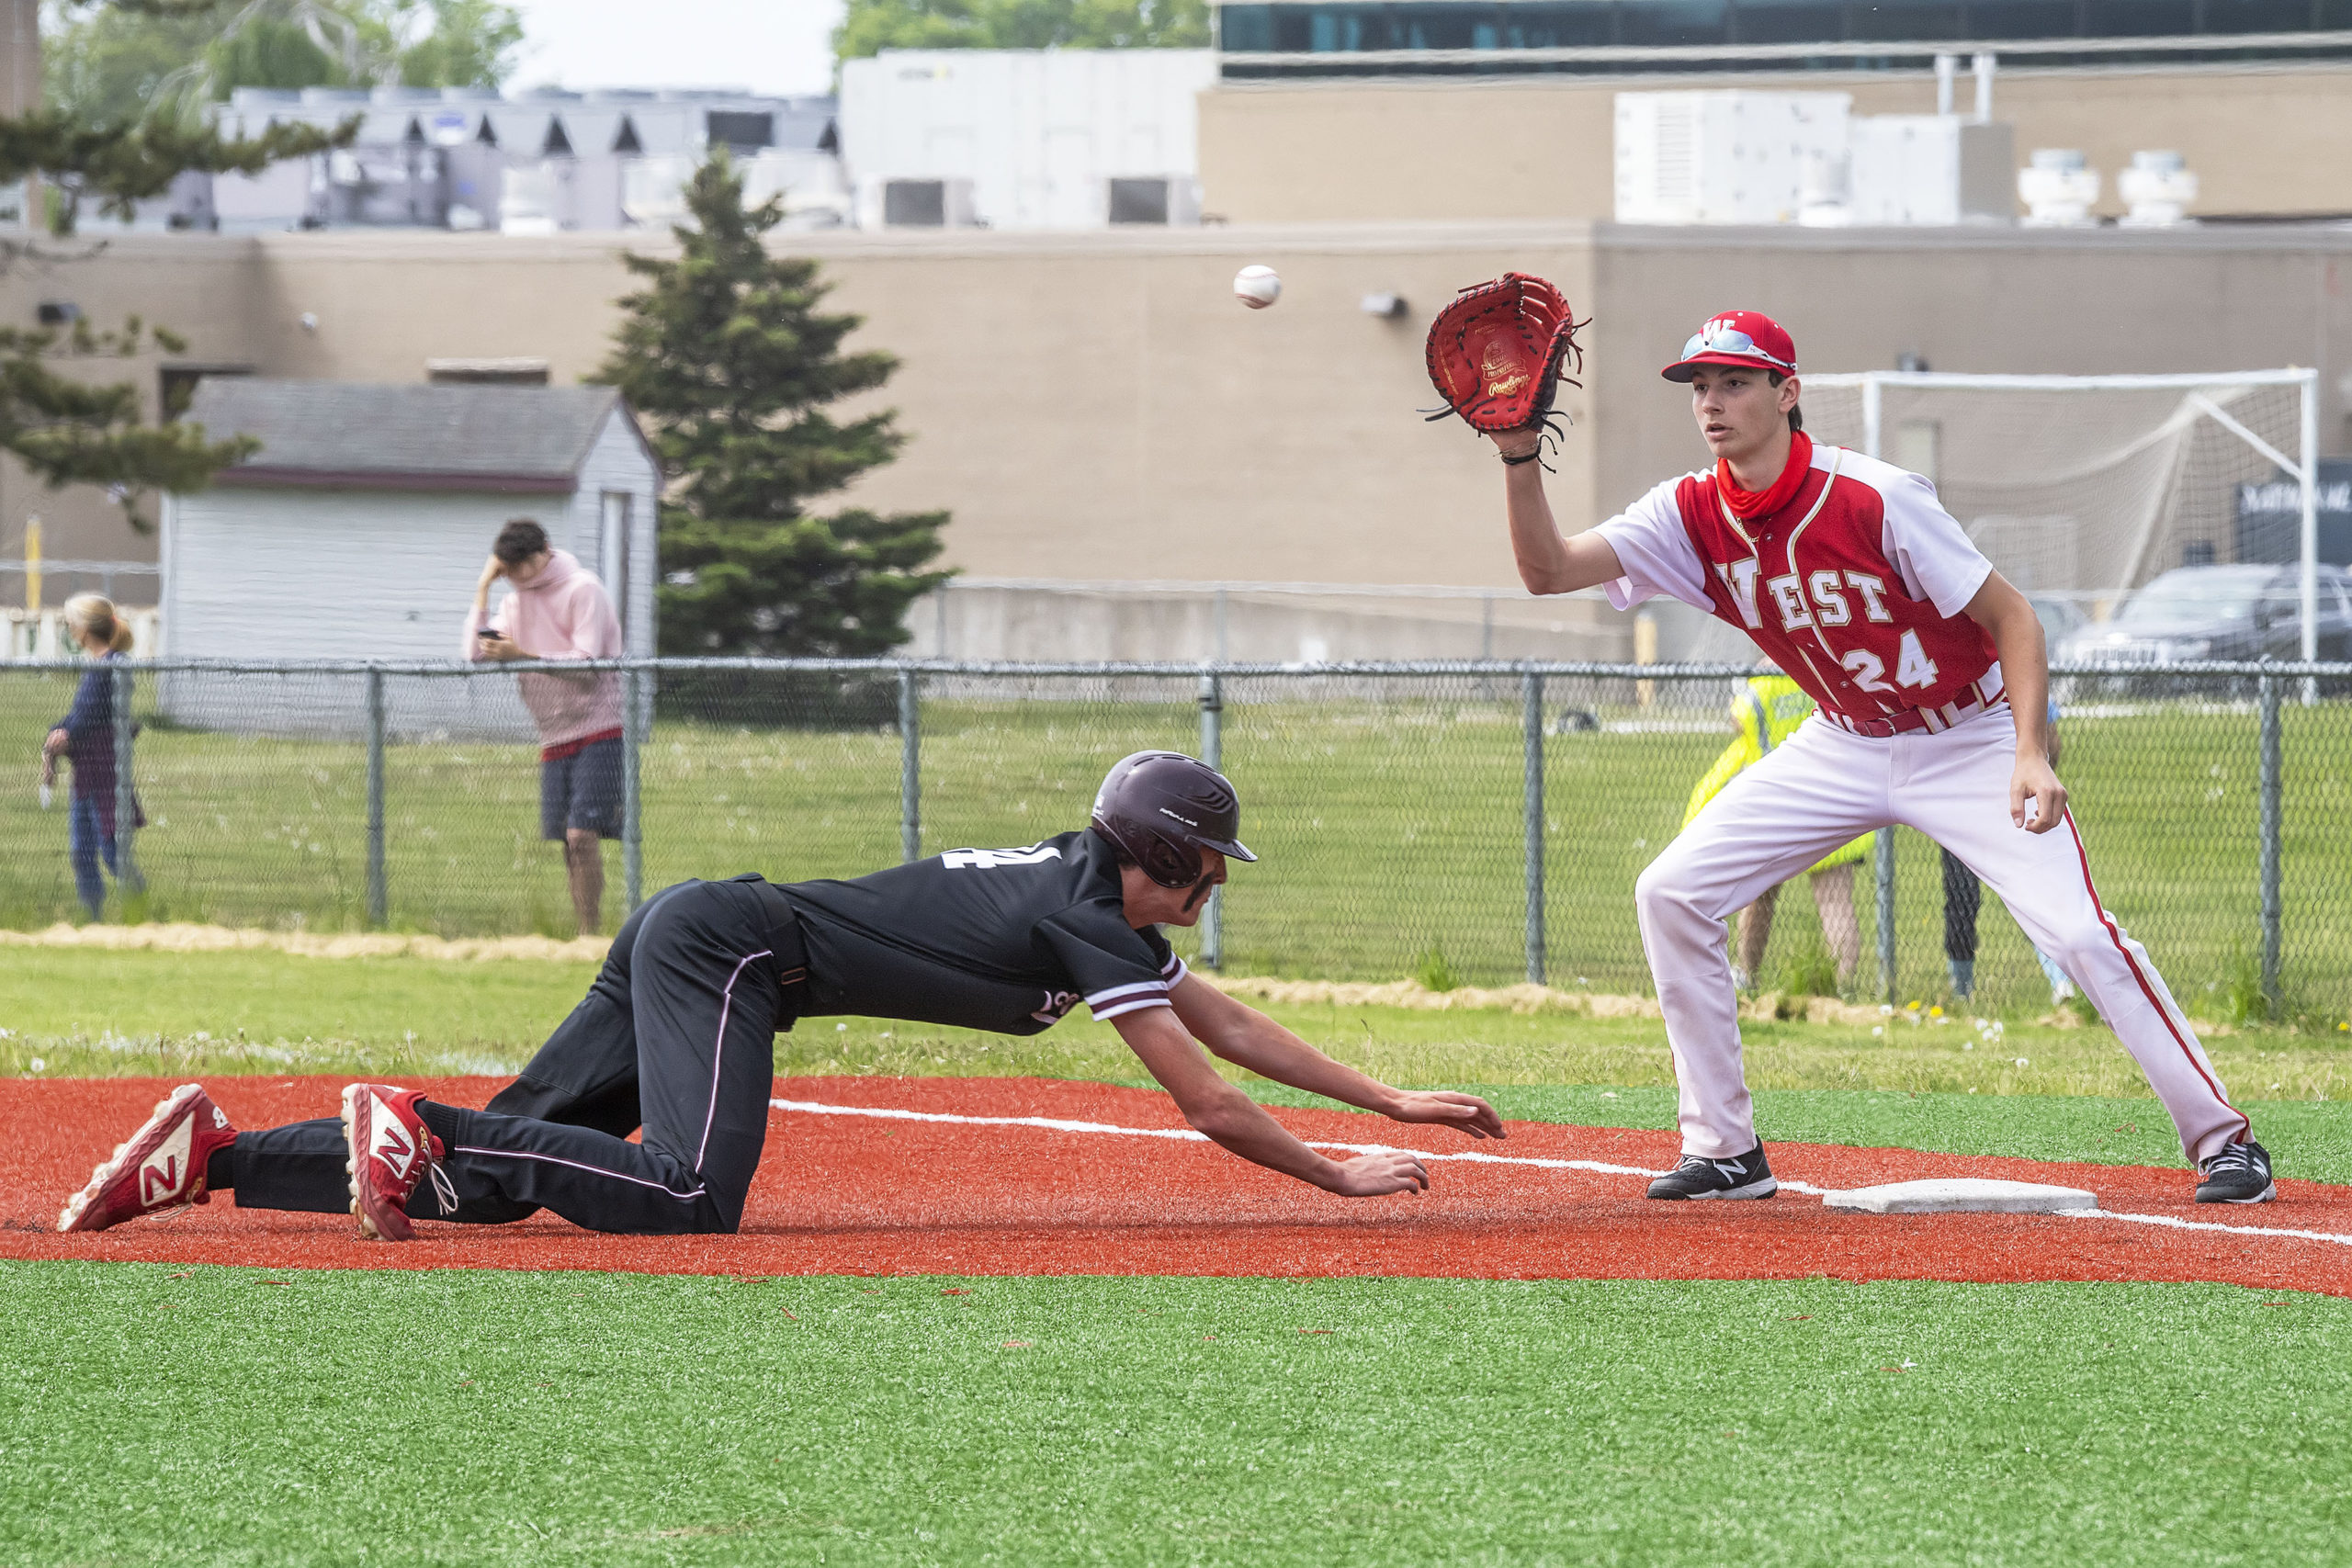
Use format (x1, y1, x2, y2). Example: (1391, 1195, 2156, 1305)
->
(1423, 272, 1587, 434)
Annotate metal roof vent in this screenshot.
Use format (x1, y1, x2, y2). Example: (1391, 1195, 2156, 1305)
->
(2119, 151, 2198, 228)
(2018, 149, 2098, 227)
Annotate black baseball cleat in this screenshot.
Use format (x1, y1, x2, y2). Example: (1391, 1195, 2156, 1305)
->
(1647, 1145, 1778, 1201)
(2194, 1139, 2276, 1204)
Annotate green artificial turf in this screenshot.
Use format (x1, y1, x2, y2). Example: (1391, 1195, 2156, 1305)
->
(6, 945, 2350, 1180)
(8, 946, 2352, 1097)
(3, 1263, 2346, 1566)
(6, 668, 2350, 1010)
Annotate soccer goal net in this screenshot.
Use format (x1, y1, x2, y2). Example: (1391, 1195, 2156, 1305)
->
(1800, 368, 2321, 647)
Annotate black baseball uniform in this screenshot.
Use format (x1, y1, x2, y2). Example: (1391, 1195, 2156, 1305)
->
(212, 829, 1186, 1235)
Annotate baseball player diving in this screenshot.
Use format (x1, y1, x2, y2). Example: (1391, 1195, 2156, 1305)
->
(1425, 277, 2274, 1204)
(58, 752, 1504, 1239)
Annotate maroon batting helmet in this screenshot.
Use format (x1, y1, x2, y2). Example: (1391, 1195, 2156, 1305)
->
(1090, 750, 1258, 888)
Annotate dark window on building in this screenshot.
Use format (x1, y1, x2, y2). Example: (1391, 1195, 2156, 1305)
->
(1848, 0, 1968, 40)
(1512, 4, 1621, 45)
(1218, 3, 1274, 47)
(2204, 0, 2318, 30)
(884, 180, 946, 226)
(1621, 0, 1731, 46)
(707, 110, 775, 148)
(1404, 4, 1484, 46)
(1734, 0, 1850, 41)
(2081, 0, 2192, 30)
(1109, 177, 1172, 222)
(1216, 0, 2342, 54)
(1962, 0, 2080, 38)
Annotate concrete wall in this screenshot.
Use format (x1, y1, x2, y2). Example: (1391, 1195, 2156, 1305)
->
(905, 581, 1623, 661)
(14, 220, 2352, 666)
(1199, 62, 2352, 225)
(1583, 223, 2352, 520)
(0, 238, 274, 581)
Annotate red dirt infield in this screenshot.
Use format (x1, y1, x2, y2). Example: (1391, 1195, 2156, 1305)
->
(4, 1074, 2346, 1293)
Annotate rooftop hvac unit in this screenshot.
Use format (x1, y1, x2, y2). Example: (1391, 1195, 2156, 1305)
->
(1614, 91, 1850, 226)
(1847, 116, 2015, 226)
(867, 176, 977, 228)
(1106, 175, 1199, 226)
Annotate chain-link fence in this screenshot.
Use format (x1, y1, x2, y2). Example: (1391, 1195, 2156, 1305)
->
(6, 657, 2348, 1017)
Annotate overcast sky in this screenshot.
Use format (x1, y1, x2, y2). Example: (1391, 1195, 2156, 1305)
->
(504, 0, 847, 97)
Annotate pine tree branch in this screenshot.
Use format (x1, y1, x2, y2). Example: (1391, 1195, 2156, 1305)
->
(0, 109, 360, 234)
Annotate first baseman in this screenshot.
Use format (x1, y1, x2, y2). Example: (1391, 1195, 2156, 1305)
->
(59, 752, 1504, 1238)
(1487, 310, 2273, 1204)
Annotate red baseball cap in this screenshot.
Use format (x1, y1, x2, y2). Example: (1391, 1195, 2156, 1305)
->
(1660, 310, 1798, 382)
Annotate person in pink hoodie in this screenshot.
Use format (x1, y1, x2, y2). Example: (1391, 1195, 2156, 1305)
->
(464, 519, 625, 934)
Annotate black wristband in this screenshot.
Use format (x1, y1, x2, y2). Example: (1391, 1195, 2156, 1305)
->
(1499, 448, 1543, 467)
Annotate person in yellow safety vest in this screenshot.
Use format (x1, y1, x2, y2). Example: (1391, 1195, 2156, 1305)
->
(1683, 666, 1868, 993)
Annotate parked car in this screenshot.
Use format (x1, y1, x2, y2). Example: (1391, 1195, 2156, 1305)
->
(2026, 592, 2090, 651)
(2056, 563, 2352, 698)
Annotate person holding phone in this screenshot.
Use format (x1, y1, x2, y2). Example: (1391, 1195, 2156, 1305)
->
(465, 518, 626, 935)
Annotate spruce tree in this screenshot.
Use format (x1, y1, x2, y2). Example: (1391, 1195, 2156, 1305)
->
(597, 155, 952, 657)
(0, 0, 362, 523)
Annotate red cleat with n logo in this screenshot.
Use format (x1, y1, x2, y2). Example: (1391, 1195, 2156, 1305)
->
(342, 1083, 454, 1241)
(57, 1083, 239, 1233)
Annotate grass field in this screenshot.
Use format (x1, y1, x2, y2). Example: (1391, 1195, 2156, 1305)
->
(6, 945, 2351, 1176)
(8, 1265, 2348, 1565)
(6, 669, 2351, 1014)
(8, 940, 2352, 1564)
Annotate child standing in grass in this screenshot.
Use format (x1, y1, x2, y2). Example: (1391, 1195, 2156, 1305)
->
(40, 593, 141, 921)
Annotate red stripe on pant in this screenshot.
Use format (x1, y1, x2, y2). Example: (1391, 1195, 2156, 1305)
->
(2062, 810, 2250, 1145)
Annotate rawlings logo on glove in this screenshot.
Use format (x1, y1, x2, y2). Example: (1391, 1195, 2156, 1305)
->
(1423, 272, 1587, 454)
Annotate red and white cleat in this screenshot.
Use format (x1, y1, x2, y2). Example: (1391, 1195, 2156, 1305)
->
(57, 1083, 239, 1234)
(342, 1083, 455, 1241)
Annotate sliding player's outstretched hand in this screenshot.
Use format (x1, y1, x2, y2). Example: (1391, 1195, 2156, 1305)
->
(1328, 1147, 1432, 1197)
(1386, 1090, 1506, 1141)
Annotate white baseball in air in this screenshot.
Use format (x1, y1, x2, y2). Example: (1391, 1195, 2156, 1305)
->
(1233, 265, 1282, 310)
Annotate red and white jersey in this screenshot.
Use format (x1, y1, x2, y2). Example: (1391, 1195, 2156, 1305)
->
(1594, 444, 2001, 728)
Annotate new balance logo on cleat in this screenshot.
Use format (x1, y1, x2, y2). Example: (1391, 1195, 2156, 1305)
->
(138, 1116, 194, 1205)
(343, 1083, 456, 1242)
(55, 1083, 238, 1234)
(1647, 1145, 1779, 1201)
(368, 1096, 418, 1181)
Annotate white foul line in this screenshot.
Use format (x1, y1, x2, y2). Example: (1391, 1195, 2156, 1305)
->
(770, 1097, 1660, 1179)
(769, 1098, 2352, 1250)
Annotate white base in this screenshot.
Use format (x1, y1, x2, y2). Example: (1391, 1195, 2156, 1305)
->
(1823, 1178, 2098, 1214)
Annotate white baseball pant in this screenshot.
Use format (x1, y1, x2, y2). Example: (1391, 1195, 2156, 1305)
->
(1635, 704, 2250, 1165)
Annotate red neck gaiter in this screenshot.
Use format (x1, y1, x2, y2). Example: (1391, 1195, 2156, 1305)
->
(1717, 430, 1814, 522)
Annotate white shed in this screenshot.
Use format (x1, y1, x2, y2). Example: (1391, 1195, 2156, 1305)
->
(164, 379, 660, 660)
(159, 379, 660, 737)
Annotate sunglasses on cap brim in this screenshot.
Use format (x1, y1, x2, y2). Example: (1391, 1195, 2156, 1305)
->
(1678, 325, 1794, 371)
